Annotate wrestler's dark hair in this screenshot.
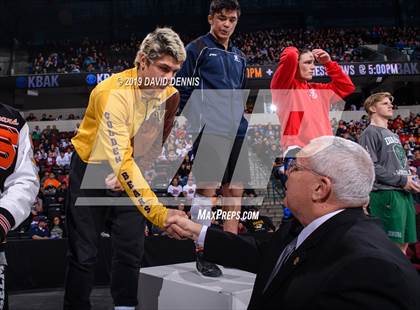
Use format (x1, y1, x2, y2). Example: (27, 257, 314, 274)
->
(209, 0, 241, 17)
(298, 49, 312, 60)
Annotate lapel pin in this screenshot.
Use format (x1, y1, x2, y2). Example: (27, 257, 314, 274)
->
(293, 256, 300, 265)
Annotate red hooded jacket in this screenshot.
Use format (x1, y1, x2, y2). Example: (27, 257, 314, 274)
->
(270, 47, 355, 154)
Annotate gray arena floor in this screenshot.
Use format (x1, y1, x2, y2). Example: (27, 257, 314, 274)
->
(9, 287, 113, 310)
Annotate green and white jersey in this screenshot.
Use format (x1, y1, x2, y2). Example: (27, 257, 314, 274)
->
(360, 124, 410, 191)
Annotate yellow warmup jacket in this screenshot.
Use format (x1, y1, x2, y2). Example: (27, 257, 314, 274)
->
(72, 67, 179, 228)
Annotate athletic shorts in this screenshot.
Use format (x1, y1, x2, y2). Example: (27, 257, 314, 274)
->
(190, 132, 251, 187)
(369, 190, 417, 244)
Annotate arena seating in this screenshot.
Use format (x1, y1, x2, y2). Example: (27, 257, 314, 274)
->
(27, 26, 419, 73)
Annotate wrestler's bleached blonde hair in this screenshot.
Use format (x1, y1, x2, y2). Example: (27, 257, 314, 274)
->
(134, 27, 186, 68)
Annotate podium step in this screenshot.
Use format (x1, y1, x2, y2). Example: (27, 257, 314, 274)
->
(139, 262, 256, 310)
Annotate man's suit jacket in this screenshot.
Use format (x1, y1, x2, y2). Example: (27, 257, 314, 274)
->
(203, 208, 420, 310)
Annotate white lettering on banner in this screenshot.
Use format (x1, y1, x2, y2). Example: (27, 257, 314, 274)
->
(388, 64, 399, 74)
(97, 73, 112, 83)
(28, 75, 59, 88)
(340, 65, 355, 76)
(36, 76, 43, 87)
(314, 66, 326, 77)
(27, 77, 34, 88)
(270, 62, 418, 78)
(359, 64, 367, 75)
(396, 63, 418, 75)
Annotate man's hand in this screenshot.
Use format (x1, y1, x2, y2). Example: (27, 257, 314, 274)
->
(312, 49, 331, 65)
(105, 173, 124, 192)
(163, 209, 190, 240)
(403, 175, 420, 193)
(164, 213, 203, 241)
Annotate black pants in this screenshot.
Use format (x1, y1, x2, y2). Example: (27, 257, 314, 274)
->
(64, 153, 145, 310)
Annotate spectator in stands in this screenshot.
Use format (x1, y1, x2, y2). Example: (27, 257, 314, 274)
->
(64, 148, 73, 162)
(272, 157, 287, 188)
(30, 217, 49, 240)
(392, 114, 404, 130)
(32, 128, 41, 144)
(341, 131, 356, 142)
(45, 150, 56, 168)
(57, 170, 69, 185)
(167, 178, 183, 198)
(26, 113, 37, 121)
(177, 162, 191, 185)
(42, 172, 61, 190)
(183, 177, 197, 201)
(27, 26, 420, 71)
(56, 182, 67, 205)
(413, 150, 420, 169)
(241, 207, 275, 234)
(49, 216, 65, 239)
(42, 125, 52, 138)
(56, 151, 70, 168)
(30, 197, 46, 230)
(38, 171, 49, 186)
(33, 125, 41, 134)
(167, 150, 178, 161)
(265, 144, 280, 163)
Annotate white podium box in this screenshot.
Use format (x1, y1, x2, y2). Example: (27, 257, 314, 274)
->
(138, 262, 256, 310)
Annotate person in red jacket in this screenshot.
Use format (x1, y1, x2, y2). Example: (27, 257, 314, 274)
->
(270, 47, 355, 160)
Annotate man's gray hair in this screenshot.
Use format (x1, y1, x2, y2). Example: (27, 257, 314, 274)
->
(300, 136, 374, 207)
(134, 27, 186, 67)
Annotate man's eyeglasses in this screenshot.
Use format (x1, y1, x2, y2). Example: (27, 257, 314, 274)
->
(287, 159, 325, 177)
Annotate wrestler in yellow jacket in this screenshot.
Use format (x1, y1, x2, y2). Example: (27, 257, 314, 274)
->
(72, 67, 179, 228)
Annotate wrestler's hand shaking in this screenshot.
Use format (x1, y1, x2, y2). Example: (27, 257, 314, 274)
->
(164, 214, 202, 241)
(163, 209, 193, 240)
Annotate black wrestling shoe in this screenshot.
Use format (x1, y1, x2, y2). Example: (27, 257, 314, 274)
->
(196, 252, 222, 277)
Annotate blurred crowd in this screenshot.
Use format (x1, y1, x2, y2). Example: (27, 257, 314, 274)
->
(234, 26, 420, 65)
(28, 26, 419, 73)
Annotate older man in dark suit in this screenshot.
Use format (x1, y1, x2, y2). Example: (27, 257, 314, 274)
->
(167, 136, 420, 310)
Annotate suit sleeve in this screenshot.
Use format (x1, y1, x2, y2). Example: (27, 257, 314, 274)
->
(311, 61, 355, 99)
(0, 123, 39, 242)
(315, 257, 419, 310)
(203, 227, 269, 273)
(270, 46, 299, 90)
(176, 43, 200, 113)
(95, 89, 168, 228)
(359, 130, 407, 187)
